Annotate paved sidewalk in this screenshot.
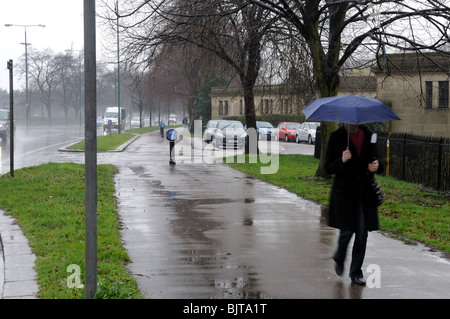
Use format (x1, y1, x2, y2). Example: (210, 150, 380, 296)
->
(0, 212, 38, 299)
(114, 131, 450, 299)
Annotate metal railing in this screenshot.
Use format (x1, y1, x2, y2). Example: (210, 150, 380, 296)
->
(377, 133, 450, 192)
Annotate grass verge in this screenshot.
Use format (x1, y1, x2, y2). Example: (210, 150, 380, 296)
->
(126, 124, 182, 135)
(125, 126, 160, 134)
(69, 133, 135, 152)
(0, 163, 142, 299)
(227, 154, 450, 253)
(68, 125, 182, 151)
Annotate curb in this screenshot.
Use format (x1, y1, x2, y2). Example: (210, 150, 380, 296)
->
(0, 233, 4, 298)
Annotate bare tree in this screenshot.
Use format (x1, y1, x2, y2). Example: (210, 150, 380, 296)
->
(250, 0, 450, 177)
(60, 50, 84, 124)
(154, 42, 233, 126)
(99, 0, 279, 153)
(54, 52, 78, 120)
(127, 71, 147, 128)
(22, 48, 64, 126)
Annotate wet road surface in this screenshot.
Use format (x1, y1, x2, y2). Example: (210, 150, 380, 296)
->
(0, 126, 84, 174)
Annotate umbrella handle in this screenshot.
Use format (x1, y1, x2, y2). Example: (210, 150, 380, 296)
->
(347, 129, 350, 149)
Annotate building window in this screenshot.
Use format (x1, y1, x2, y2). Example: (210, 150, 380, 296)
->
(438, 81, 449, 108)
(425, 81, 433, 109)
(218, 100, 229, 115)
(284, 99, 290, 114)
(262, 99, 273, 114)
(239, 100, 244, 114)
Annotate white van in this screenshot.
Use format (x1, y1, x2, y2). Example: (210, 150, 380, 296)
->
(168, 114, 177, 125)
(103, 107, 127, 132)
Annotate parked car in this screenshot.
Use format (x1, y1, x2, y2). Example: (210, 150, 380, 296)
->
(276, 122, 301, 142)
(0, 109, 11, 144)
(204, 119, 220, 143)
(296, 122, 320, 144)
(213, 120, 246, 149)
(256, 121, 276, 140)
(131, 116, 141, 128)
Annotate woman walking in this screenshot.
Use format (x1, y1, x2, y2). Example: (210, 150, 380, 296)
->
(325, 124, 384, 285)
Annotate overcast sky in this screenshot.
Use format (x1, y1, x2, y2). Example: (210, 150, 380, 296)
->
(0, 0, 95, 91)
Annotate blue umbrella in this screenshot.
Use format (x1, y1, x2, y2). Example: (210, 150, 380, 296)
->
(302, 95, 400, 125)
(302, 95, 400, 147)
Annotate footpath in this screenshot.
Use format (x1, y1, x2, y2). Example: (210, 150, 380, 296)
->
(1, 129, 450, 299)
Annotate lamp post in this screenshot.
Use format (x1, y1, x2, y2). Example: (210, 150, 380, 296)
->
(115, 0, 121, 134)
(4, 24, 46, 128)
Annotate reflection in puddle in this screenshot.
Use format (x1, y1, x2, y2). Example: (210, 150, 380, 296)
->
(178, 249, 230, 266)
(213, 276, 268, 299)
(136, 167, 333, 298)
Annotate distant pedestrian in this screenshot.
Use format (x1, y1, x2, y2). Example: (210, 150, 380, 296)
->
(182, 117, 188, 129)
(325, 124, 384, 285)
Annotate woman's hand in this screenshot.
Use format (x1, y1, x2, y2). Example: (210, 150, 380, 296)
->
(368, 160, 379, 173)
(342, 148, 352, 163)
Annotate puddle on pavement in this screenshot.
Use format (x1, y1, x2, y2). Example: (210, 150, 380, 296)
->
(122, 162, 338, 299)
(177, 249, 231, 265)
(212, 276, 266, 298)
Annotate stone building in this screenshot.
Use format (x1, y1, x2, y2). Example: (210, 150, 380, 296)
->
(373, 52, 450, 138)
(210, 52, 449, 138)
(210, 76, 376, 119)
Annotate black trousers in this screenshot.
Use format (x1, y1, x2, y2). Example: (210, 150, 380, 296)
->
(333, 201, 368, 279)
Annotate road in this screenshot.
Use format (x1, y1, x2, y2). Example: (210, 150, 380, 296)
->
(0, 126, 84, 175)
(278, 139, 315, 155)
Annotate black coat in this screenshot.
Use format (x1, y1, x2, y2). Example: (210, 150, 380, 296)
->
(325, 126, 384, 232)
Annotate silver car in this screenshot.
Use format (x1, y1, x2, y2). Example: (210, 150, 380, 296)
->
(131, 116, 141, 128)
(213, 120, 246, 149)
(296, 122, 320, 144)
(204, 120, 220, 143)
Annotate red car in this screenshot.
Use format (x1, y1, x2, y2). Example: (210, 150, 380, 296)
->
(276, 122, 301, 142)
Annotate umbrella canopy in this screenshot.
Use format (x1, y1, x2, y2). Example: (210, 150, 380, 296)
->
(302, 95, 400, 125)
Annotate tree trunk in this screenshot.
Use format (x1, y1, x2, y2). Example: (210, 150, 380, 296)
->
(243, 83, 257, 154)
(312, 71, 340, 178)
(46, 102, 53, 126)
(313, 75, 340, 178)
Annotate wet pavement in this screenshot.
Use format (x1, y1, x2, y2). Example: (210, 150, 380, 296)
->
(109, 130, 450, 299)
(1, 127, 450, 299)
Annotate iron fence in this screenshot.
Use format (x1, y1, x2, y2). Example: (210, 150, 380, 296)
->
(377, 133, 450, 192)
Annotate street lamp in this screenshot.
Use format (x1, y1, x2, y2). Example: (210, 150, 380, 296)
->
(115, 0, 121, 134)
(4, 24, 46, 127)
